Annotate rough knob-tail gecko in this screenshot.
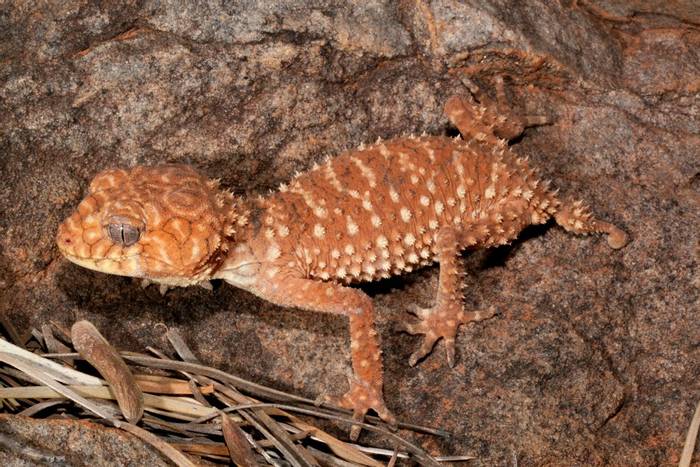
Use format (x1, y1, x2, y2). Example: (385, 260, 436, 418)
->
(57, 86, 628, 438)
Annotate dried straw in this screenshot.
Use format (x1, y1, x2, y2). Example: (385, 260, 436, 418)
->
(0, 321, 470, 465)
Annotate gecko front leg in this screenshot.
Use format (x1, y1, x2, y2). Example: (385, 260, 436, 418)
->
(243, 268, 395, 440)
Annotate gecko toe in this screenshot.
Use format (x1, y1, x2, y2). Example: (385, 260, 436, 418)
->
(328, 377, 394, 440)
(397, 320, 424, 335)
(349, 412, 364, 442)
(408, 332, 439, 367)
(406, 303, 430, 319)
(402, 305, 498, 367)
(468, 306, 498, 323)
(444, 337, 457, 368)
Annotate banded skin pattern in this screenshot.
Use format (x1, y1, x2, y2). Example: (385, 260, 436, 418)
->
(57, 92, 629, 438)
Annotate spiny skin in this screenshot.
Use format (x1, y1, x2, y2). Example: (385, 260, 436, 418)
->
(57, 94, 629, 437)
(266, 135, 550, 284)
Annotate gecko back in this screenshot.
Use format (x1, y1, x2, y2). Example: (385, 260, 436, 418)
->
(257, 134, 558, 284)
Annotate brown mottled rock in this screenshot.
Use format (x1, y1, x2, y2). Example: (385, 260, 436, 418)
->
(1, 1, 698, 465)
(0, 414, 169, 466)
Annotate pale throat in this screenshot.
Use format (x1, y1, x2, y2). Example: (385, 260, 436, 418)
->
(213, 241, 263, 290)
(212, 197, 267, 290)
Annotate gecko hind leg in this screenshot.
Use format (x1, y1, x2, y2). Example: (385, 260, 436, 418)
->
(446, 75, 549, 143)
(399, 227, 497, 367)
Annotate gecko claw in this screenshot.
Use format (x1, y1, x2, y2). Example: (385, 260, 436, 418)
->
(444, 337, 457, 368)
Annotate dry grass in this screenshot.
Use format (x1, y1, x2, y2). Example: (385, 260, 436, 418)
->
(0, 320, 475, 466)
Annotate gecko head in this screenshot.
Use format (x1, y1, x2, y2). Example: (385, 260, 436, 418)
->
(57, 165, 246, 286)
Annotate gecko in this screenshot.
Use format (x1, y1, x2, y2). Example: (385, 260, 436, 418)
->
(56, 83, 628, 438)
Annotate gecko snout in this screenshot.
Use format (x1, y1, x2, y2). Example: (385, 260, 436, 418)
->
(56, 221, 76, 255)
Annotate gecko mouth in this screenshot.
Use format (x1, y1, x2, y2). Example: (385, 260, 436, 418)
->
(60, 246, 211, 282)
(61, 252, 144, 277)
(61, 251, 213, 288)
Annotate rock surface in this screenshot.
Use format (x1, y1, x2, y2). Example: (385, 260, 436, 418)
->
(0, 415, 169, 466)
(1, 1, 698, 465)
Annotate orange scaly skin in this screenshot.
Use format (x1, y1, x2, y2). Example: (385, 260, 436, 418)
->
(57, 92, 629, 437)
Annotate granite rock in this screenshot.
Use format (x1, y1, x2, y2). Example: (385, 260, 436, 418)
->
(1, 1, 698, 464)
(0, 415, 169, 466)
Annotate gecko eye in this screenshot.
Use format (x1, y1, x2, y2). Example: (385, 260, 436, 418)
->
(107, 221, 141, 246)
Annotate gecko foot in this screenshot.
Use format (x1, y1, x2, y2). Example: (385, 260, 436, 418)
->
(326, 377, 396, 441)
(400, 304, 497, 367)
